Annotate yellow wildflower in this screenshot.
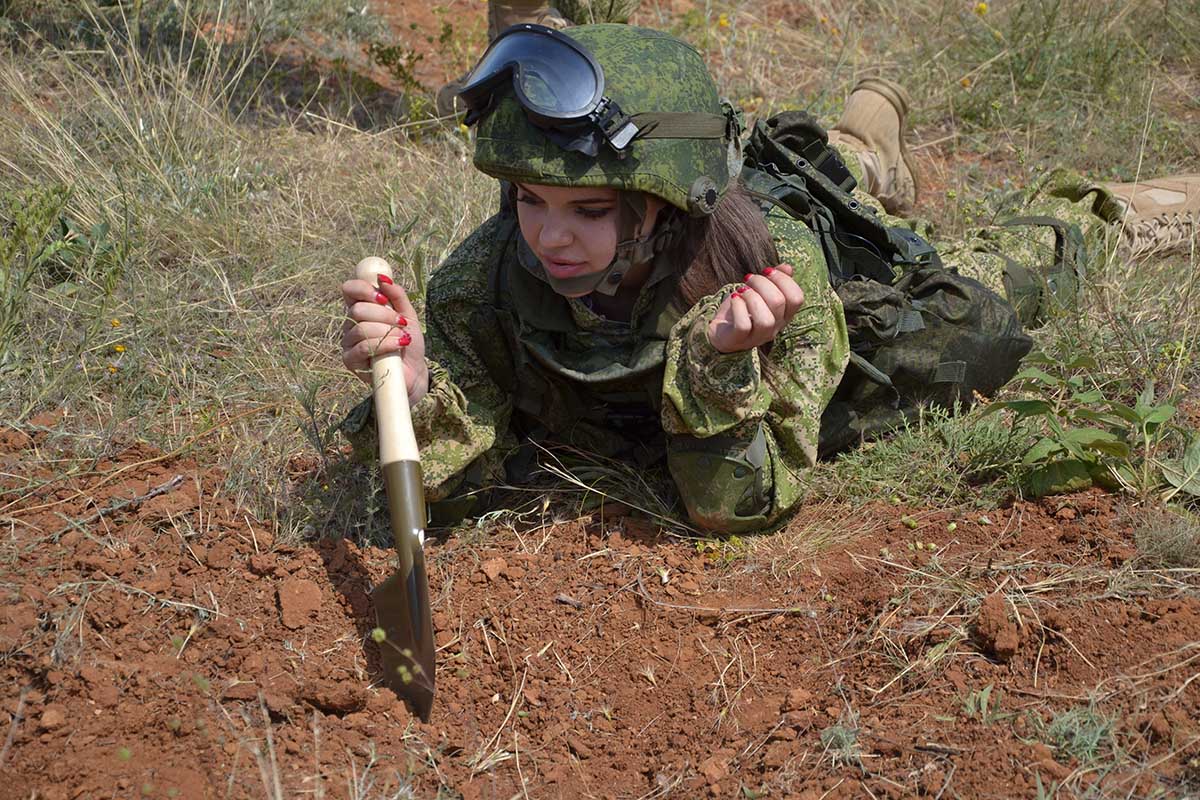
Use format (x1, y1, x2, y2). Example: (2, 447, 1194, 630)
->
(457, 122, 469, 136)
(974, 1, 988, 14)
(113, 344, 126, 353)
(960, 76, 972, 87)
(110, 318, 121, 328)
(717, 13, 730, 28)
(107, 364, 118, 373)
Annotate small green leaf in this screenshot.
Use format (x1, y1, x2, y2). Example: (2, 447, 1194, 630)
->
(1141, 406, 1175, 427)
(1013, 366, 1059, 386)
(1061, 428, 1131, 458)
(1063, 355, 1099, 371)
(1183, 437, 1200, 475)
(1162, 442, 1200, 496)
(1023, 436, 1065, 465)
(1026, 459, 1094, 498)
(1104, 403, 1142, 425)
(1138, 381, 1156, 409)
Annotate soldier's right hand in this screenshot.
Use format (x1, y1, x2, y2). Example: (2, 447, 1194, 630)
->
(341, 275, 429, 406)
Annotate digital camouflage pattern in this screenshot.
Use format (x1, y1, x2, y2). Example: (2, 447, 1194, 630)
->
(341, 151, 1121, 533)
(488, 0, 639, 32)
(472, 24, 737, 215)
(934, 169, 1124, 323)
(345, 45, 1120, 531)
(829, 141, 1117, 321)
(343, 206, 847, 534)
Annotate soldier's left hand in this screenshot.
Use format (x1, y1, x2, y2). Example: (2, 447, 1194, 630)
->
(707, 263, 806, 353)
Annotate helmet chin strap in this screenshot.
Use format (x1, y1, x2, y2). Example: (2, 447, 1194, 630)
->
(541, 194, 680, 297)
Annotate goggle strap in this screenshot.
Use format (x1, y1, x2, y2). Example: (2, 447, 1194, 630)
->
(629, 112, 730, 140)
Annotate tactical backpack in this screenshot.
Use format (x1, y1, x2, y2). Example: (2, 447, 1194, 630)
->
(741, 111, 1034, 456)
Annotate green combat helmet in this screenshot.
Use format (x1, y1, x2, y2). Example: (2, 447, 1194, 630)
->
(459, 23, 742, 295)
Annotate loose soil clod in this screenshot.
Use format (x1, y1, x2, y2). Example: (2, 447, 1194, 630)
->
(975, 592, 1020, 661)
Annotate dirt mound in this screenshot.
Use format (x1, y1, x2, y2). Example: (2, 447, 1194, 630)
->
(1, 426, 1198, 799)
(974, 592, 1020, 661)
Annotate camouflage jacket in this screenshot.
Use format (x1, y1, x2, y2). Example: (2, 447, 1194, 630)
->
(344, 207, 849, 533)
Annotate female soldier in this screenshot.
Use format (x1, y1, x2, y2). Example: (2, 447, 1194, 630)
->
(342, 23, 1198, 533)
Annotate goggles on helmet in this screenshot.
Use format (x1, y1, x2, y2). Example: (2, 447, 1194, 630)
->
(457, 23, 642, 156)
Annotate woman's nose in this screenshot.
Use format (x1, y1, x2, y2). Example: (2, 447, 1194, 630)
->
(538, 212, 573, 247)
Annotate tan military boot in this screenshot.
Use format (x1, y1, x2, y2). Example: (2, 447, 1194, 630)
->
(1102, 175, 1200, 259)
(487, 1, 570, 40)
(436, 1, 571, 118)
(827, 78, 919, 217)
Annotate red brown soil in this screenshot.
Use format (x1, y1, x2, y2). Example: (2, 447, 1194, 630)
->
(3, 419, 1200, 800)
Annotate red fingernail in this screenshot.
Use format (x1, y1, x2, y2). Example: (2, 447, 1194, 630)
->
(743, 273, 754, 282)
(763, 266, 775, 276)
(375, 292, 388, 305)
(377, 273, 393, 285)
(396, 315, 407, 327)
(734, 285, 748, 294)
(397, 333, 412, 346)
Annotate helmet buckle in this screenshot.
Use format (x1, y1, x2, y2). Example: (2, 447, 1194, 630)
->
(592, 97, 639, 154)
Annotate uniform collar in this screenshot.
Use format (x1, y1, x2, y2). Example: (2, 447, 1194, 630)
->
(516, 230, 679, 325)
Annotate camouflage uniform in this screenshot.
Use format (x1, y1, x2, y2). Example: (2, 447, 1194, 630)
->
(348, 25, 1107, 534)
(934, 170, 1121, 322)
(347, 25, 851, 534)
(831, 140, 1115, 326)
(344, 205, 847, 534)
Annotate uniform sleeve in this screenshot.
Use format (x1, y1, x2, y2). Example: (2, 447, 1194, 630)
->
(660, 213, 849, 533)
(341, 216, 515, 503)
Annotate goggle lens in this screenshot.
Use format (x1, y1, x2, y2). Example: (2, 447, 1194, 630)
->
(460, 25, 602, 119)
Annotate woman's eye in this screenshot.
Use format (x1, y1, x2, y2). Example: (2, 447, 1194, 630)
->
(516, 194, 541, 206)
(576, 207, 611, 219)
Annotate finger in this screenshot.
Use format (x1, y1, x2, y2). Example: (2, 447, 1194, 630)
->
(738, 286, 778, 338)
(729, 292, 753, 337)
(772, 262, 795, 277)
(379, 282, 420, 323)
(348, 300, 410, 328)
(342, 278, 391, 311)
(744, 273, 786, 320)
(347, 333, 408, 366)
(763, 267, 806, 316)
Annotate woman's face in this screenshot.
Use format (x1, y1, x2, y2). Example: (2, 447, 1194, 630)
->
(515, 183, 663, 297)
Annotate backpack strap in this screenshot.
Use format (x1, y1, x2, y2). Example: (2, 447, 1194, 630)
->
(742, 114, 942, 287)
(994, 214, 1087, 327)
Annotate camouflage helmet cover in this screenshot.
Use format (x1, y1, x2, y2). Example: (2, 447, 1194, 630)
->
(471, 24, 737, 215)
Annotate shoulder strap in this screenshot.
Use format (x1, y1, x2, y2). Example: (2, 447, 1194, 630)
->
(742, 115, 942, 287)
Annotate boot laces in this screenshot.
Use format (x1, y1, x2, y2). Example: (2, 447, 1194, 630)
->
(1121, 210, 1199, 259)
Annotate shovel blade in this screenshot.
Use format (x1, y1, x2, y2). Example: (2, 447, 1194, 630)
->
(374, 459, 435, 722)
(373, 561, 435, 721)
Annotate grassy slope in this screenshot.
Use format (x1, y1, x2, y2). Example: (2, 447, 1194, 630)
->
(0, 0, 1197, 540)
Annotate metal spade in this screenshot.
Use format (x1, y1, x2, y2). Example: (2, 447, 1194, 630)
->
(355, 256, 435, 722)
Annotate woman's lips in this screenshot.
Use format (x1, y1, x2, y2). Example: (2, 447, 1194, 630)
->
(542, 257, 591, 279)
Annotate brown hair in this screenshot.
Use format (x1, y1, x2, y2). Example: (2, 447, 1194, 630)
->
(671, 180, 779, 308)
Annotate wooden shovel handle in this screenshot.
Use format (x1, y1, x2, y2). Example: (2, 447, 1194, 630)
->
(354, 256, 420, 466)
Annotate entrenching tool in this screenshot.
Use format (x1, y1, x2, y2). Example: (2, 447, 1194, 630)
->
(355, 256, 436, 722)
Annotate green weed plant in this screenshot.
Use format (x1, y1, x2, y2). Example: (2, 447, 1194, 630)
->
(984, 352, 1181, 497)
